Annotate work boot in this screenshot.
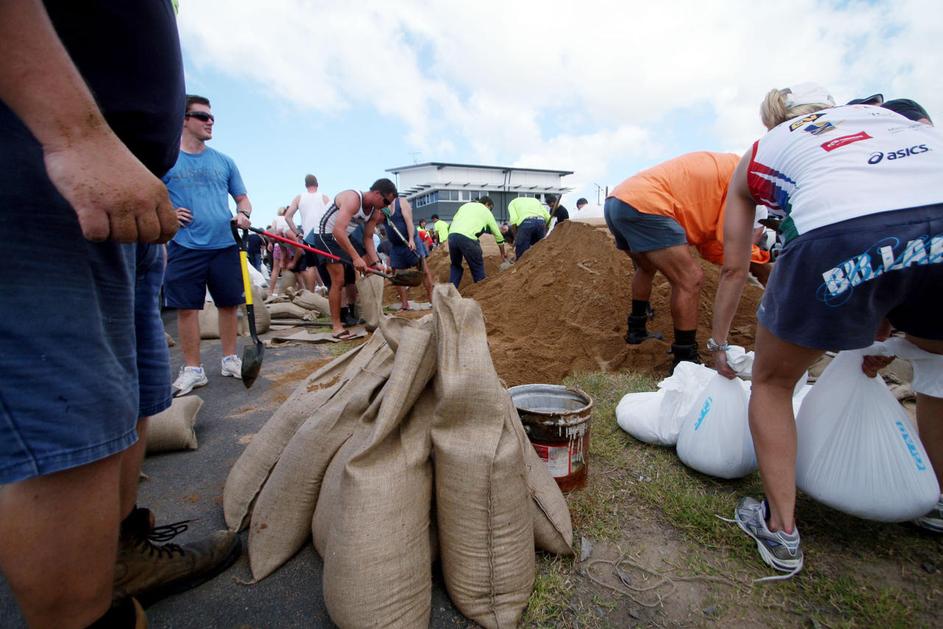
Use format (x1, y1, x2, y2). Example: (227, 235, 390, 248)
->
(625, 314, 664, 345)
(669, 342, 701, 373)
(114, 507, 241, 608)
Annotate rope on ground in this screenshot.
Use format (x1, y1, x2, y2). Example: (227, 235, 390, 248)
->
(584, 550, 748, 608)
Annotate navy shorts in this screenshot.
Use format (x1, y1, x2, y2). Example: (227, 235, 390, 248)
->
(604, 197, 687, 253)
(759, 205, 943, 350)
(163, 242, 245, 309)
(390, 240, 428, 270)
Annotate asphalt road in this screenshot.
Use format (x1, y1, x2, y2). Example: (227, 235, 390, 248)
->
(1, 312, 470, 628)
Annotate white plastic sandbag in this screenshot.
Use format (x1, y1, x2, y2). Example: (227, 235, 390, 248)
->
(616, 392, 666, 444)
(615, 363, 715, 446)
(795, 349, 940, 522)
(676, 374, 756, 479)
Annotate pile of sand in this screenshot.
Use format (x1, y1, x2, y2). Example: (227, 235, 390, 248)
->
(455, 221, 764, 387)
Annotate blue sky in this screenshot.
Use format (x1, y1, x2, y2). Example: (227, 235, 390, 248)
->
(175, 0, 941, 226)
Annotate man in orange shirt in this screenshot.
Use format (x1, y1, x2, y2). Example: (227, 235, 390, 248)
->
(604, 151, 771, 370)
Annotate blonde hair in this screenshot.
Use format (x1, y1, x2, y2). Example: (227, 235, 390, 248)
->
(276, 206, 287, 216)
(760, 88, 831, 130)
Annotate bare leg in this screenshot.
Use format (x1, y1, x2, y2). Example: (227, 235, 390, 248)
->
(268, 256, 282, 297)
(637, 245, 704, 330)
(0, 454, 122, 628)
(422, 263, 435, 303)
(119, 419, 148, 518)
(628, 252, 656, 302)
(326, 263, 345, 335)
(177, 309, 201, 368)
(396, 285, 410, 309)
(217, 305, 239, 358)
(906, 334, 943, 489)
(750, 324, 823, 533)
(300, 268, 315, 292)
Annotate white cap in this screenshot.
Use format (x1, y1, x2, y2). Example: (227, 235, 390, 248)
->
(784, 82, 835, 108)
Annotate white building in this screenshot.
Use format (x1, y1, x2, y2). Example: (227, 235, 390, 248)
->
(386, 162, 573, 222)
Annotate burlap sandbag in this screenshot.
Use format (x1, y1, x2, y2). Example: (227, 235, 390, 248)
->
(199, 285, 269, 338)
(243, 284, 271, 335)
(145, 395, 202, 454)
(503, 395, 574, 556)
(292, 289, 330, 315)
(248, 341, 396, 580)
(355, 273, 385, 331)
(266, 302, 312, 320)
(313, 316, 437, 628)
(223, 333, 386, 531)
(430, 284, 534, 629)
(276, 269, 299, 294)
(198, 299, 222, 339)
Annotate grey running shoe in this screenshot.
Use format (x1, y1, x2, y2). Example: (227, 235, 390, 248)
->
(734, 496, 803, 581)
(913, 495, 943, 533)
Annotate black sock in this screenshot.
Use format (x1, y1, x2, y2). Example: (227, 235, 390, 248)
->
(674, 329, 696, 346)
(631, 300, 650, 317)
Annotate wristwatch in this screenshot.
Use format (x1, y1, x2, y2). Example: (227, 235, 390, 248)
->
(706, 337, 730, 352)
(238, 210, 250, 218)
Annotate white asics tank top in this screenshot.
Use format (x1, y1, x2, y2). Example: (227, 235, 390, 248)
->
(748, 105, 943, 242)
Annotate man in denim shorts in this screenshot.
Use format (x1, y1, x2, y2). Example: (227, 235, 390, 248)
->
(0, 3, 237, 626)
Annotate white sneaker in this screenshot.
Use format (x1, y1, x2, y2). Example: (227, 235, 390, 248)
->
(221, 354, 242, 380)
(172, 366, 208, 397)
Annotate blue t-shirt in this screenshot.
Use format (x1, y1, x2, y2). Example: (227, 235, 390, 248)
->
(163, 146, 247, 249)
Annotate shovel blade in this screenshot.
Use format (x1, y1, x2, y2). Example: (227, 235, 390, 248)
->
(391, 269, 423, 287)
(241, 342, 264, 389)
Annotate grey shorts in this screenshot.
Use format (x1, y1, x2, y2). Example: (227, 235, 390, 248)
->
(759, 205, 943, 350)
(603, 197, 687, 253)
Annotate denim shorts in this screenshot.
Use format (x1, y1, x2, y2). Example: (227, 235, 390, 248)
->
(163, 241, 244, 309)
(759, 205, 943, 350)
(604, 197, 687, 253)
(135, 244, 173, 418)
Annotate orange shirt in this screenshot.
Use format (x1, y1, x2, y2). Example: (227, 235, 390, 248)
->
(609, 151, 769, 264)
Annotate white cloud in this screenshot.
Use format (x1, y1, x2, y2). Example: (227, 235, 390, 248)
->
(178, 0, 943, 198)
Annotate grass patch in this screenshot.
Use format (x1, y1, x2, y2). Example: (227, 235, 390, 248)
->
(523, 370, 943, 628)
(522, 555, 576, 627)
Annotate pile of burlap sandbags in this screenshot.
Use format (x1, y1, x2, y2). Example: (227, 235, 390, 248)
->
(223, 284, 573, 628)
(265, 287, 330, 321)
(200, 285, 271, 339)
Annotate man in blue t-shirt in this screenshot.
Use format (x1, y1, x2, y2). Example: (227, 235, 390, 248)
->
(163, 94, 254, 396)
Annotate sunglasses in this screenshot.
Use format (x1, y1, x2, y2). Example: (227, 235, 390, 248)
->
(185, 111, 214, 122)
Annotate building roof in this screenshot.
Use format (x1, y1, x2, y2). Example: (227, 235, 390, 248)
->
(387, 161, 574, 176)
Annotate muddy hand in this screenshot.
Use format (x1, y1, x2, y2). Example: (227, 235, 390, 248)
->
(43, 127, 177, 243)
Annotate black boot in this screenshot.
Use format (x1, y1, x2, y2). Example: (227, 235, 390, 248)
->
(669, 342, 701, 373)
(341, 306, 359, 327)
(625, 314, 664, 344)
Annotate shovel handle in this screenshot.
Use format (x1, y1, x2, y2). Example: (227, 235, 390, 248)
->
(246, 226, 394, 280)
